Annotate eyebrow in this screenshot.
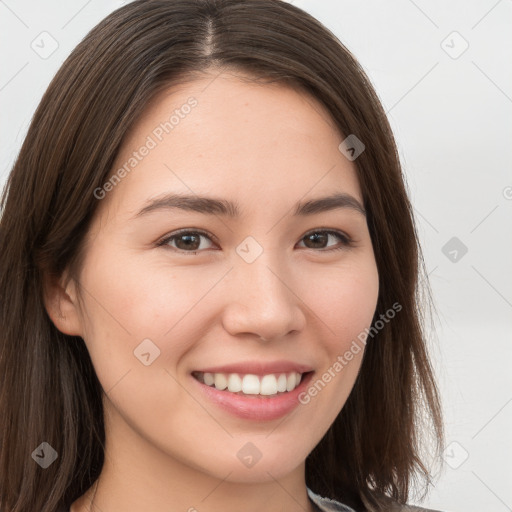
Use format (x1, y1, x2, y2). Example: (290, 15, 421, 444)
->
(132, 192, 366, 219)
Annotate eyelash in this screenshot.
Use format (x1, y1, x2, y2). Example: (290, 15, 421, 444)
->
(156, 228, 354, 255)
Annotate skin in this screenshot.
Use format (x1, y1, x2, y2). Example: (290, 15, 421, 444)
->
(45, 69, 379, 512)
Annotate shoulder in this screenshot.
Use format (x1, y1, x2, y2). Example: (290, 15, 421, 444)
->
(307, 488, 446, 512)
(307, 487, 357, 512)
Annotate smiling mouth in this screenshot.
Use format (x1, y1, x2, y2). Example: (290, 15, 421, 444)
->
(191, 371, 313, 397)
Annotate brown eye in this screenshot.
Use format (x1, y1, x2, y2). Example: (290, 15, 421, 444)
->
(298, 230, 352, 251)
(158, 230, 215, 254)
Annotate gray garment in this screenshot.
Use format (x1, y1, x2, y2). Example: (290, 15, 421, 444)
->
(308, 486, 356, 511)
(59, 489, 444, 511)
(307, 487, 445, 512)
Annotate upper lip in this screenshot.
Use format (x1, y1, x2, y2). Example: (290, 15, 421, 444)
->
(193, 360, 314, 376)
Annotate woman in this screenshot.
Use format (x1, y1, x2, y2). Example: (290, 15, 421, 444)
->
(0, 1, 444, 511)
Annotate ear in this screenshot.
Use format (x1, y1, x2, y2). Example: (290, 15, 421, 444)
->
(42, 269, 84, 337)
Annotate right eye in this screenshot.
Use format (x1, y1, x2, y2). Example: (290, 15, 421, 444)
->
(157, 229, 217, 255)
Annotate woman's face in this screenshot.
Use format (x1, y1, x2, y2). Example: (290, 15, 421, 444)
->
(63, 71, 379, 484)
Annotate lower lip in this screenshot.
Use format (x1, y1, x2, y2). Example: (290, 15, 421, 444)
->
(191, 372, 314, 421)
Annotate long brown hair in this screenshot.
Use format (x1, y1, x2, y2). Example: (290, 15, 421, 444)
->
(0, 1, 443, 510)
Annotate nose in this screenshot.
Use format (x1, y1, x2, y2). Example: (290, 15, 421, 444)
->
(220, 253, 306, 342)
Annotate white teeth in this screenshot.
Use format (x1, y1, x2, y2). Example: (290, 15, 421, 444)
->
(242, 374, 260, 394)
(227, 373, 242, 392)
(260, 374, 278, 395)
(276, 373, 287, 392)
(214, 373, 228, 390)
(286, 373, 296, 392)
(195, 371, 305, 395)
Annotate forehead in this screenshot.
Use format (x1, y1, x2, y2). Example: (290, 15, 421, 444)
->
(99, 71, 362, 221)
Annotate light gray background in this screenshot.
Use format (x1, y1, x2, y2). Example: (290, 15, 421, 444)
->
(1, 1, 511, 511)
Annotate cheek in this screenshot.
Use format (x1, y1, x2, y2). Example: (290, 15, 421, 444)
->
(292, 260, 378, 434)
(301, 258, 379, 350)
(77, 249, 226, 374)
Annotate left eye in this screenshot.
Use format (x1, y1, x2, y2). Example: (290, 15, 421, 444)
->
(158, 230, 215, 253)
(297, 230, 352, 251)
(157, 229, 352, 254)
